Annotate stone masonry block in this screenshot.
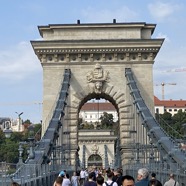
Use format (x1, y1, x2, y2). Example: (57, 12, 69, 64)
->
(104, 85, 114, 95)
(120, 119, 130, 125)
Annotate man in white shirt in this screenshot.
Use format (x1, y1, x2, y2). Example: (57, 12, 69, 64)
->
(62, 173, 71, 186)
(80, 168, 86, 186)
(164, 174, 179, 186)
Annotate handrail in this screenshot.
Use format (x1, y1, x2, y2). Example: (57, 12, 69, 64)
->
(30, 69, 71, 164)
(125, 68, 186, 170)
(11, 69, 71, 181)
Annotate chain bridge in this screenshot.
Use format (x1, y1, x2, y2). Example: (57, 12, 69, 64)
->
(1, 21, 186, 185)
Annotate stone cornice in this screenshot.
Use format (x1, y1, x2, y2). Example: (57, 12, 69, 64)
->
(34, 47, 158, 63)
(35, 47, 159, 54)
(78, 138, 117, 143)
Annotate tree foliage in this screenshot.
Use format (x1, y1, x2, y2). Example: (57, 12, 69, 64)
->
(100, 112, 114, 128)
(0, 123, 42, 163)
(156, 109, 186, 138)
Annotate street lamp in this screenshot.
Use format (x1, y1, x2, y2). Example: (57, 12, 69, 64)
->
(17, 142, 26, 168)
(27, 125, 35, 160)
(15, 112, 23, 132)
(15, 112, 23, 117)
(3, 121, 12, 138)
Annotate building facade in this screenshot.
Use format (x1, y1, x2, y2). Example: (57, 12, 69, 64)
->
(79, 101, 118, 123)
(154, 96, 186, 115)
(79, 97, 186, 122)
(78, 129, 117, 169)
(0, 117, 24, 132)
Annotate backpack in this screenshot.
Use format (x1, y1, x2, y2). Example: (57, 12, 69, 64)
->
(105, 181, 114, 186)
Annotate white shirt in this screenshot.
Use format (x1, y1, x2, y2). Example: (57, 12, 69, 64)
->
(62, 178, 71, 186)
(80, 170, 85, 178)
(103, 179, 118, 186)
(164, 179, 179, 186)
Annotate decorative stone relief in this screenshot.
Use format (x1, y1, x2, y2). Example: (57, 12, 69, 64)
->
(91, 144, 99, 154)
(86, 63, 109, 94)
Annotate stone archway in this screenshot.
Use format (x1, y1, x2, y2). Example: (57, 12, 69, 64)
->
(70, 77, 131, 168)
(31, 22, 164, 170)
(87, 154, 102, 168)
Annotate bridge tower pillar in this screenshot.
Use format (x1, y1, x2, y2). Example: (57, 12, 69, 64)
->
(31, 21, 164, 168)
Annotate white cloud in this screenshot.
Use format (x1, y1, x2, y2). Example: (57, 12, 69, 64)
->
(0, 41, 41, 81)
(148, 1, 181, 21)
(81, 6, 138, 23)
(153, 44, 186, 99)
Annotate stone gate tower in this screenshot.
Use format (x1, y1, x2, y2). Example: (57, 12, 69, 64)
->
(31, 21, 164, 168)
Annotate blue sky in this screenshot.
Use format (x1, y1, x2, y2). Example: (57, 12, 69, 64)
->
(0, 0, 186, 123)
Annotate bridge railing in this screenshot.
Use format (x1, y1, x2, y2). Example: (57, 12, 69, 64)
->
(123, 162, 186, 185)
(27, 69, 71, 165)
(1, 163, 58, 186)
(0, 162, 73, 186)
(125, 68, 186, 171)
(1, 69, 72, 185)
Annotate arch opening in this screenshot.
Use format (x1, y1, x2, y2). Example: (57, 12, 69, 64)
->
(77, 93, 120, 169)
(78, 93, 119, 131)
(87, 154, 102, 168)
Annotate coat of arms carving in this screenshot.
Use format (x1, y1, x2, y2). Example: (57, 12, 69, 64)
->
(86, 63, 109, 94)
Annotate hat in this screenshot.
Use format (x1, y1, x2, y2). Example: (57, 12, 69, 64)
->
(59, 171, 65, 177)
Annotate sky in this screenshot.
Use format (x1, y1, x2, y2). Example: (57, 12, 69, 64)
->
(0, 0, 186, 123)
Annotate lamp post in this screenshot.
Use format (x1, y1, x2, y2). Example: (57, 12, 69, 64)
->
(3, 120, 12, 138)
(16, 142, 26, 169)
(27, 125, 35, 161)
(15, 112, 23, 132)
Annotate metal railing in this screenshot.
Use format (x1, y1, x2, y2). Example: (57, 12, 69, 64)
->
(125, 68, 186, 171)
(123, 162, 186, 185)
(0, 69, 72, 186)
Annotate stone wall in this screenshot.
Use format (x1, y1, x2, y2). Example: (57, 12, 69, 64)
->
(31, 22, 164, 168)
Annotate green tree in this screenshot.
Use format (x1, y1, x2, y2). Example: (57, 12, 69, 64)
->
(24, 119, 31, 124)
(0, 129, 6, 145)
(160, 112, 173, 125)
(172, 109, 186, 135)
(100, 112, 114, 128)
(156, 110, 186, 139)
(3, 139, 19, 163)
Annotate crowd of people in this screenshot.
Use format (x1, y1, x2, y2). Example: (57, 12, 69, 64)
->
(53, 167, 180, 186)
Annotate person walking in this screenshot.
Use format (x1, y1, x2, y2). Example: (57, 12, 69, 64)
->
(164, 173, 179, 186)
(135, 168, 149, 186)
(62, 173, 71, 186)
(103, 172, 118, 186)
(53, 177, 63, 186)
(71, 171, 79, 186)
(148, 173, 162, 186)
(80, 168, 86, 186)
(96, 175, 104, 186)
(121, 175, 135, 186)
(113, 170, 122, 186)
(84, 172, 97, 186)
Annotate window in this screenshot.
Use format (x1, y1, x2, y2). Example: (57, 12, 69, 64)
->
(174, 109, 177, 111)
(156, 108, 159, 113)
(169, 109, 172, 112)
